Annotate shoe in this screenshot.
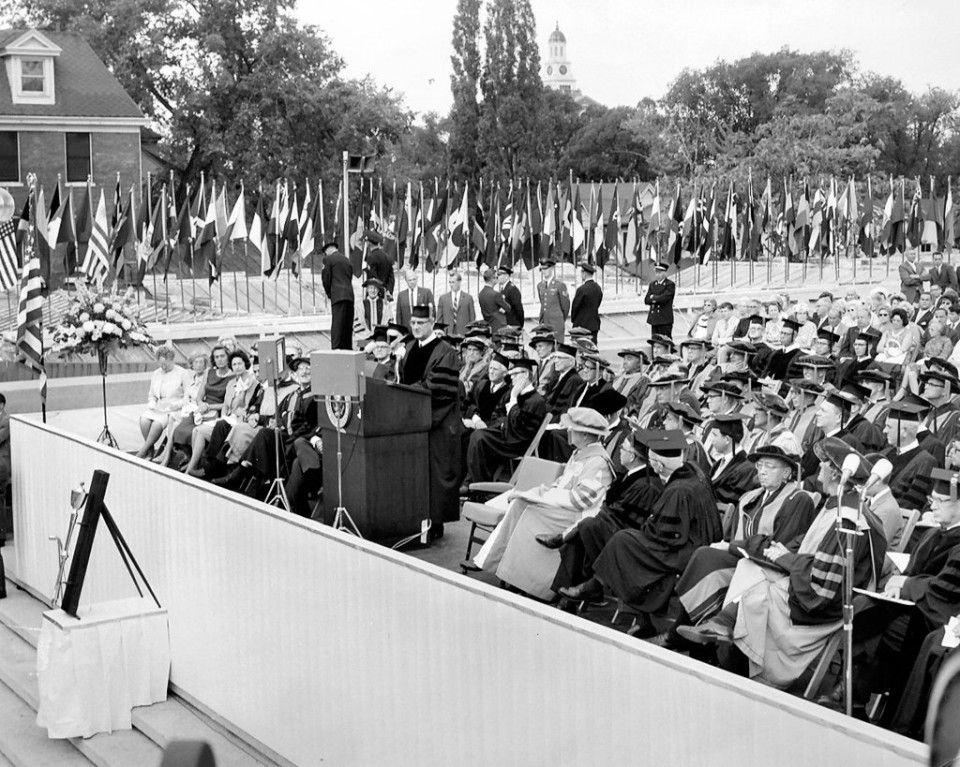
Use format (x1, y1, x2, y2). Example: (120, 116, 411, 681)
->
(186, 467, 206, 478)
(460, 559, 480, 572)
(676, 621, 733, 645)
(459, 484, 472, 496)
(625, 614, 657, 639)
(647, 632, 673, 648)
(212, 466, 246, 489)
(557, 579, 603, 602)
(535, 533, 564, 549)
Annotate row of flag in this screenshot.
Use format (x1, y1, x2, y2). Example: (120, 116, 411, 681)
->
(2, 173, 957, 297)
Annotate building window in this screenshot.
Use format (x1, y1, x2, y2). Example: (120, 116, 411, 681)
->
(0, 132, 19, 183)
(20, 59, 45, 92)
(65, 132, 91, 183)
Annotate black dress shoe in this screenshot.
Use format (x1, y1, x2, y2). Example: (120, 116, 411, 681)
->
(535, 533, 564, 549)
(212, 465, 247, 489)
(626, 614, 657, 639)
(558, 578, 603, 601)
(460, 559, 481, 572)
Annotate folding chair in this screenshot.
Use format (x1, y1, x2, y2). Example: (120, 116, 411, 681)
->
(460, 415, 560, 572)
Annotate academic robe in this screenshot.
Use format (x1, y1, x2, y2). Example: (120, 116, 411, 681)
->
(463, 376, 509, 423)
(400, 335, 463, 525)
(571, 378, 613, 410)
(763, 346, 804, 381)
(552, 465, 664, 592)
(845, 413, 888, 453)
(800, 428, 864, 480)
(885, 443, 937, 511)
(466, 387, 547, 482)
(677, 483, 816, 624)
(593, 463, 722, 613)
(712, 451, 759, 510)
(543, 367, 584, 417)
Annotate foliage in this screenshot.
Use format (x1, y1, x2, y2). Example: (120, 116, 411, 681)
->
(448, 0, 481, 181)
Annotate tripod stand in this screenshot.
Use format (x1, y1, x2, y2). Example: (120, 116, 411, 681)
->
(263, 377, 292, 513)
(97, 369, 118, 448)
(327, 395, 361, 537)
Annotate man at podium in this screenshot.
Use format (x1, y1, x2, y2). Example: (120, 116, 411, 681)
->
(399, 304, 463, 540)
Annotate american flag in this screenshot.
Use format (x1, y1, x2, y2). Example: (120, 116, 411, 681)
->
(81, 189, 110, 286)
(16, 253, 46, 404)
(0, 219, 18, 291)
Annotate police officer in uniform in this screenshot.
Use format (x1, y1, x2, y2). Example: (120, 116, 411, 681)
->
(537, 257, 570, 342)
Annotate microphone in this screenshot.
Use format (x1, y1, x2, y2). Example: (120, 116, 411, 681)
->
(861, 458, 893, 494)
(839, 453, 861, 487)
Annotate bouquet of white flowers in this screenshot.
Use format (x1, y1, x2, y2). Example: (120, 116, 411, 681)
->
(52, 284, 154, 368)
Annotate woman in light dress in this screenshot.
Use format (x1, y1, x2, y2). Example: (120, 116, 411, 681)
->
(136, 347, 190, 458)
(151, 352, 210, 466)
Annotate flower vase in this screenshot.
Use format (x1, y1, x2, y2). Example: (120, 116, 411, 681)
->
(97, 346, 109, 377)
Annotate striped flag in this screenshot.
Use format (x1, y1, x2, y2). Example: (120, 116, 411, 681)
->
(946, 178, 954, 253)
(248, 191, 267, 275)
(82, 189, 111, 286)
(16, 250, 46, 405)
(0, 220, 18, 290)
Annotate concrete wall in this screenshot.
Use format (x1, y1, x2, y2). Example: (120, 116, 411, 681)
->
(9, 418, 928, 767)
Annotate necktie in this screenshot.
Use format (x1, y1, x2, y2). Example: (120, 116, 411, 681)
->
(453, 293, 459, 314)
(286, 390, 299, 434)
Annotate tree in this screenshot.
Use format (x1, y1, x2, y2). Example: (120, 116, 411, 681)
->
(448, 0, 481, 181)
(478, 0, 543, 178)
(560, 106, 653, 181)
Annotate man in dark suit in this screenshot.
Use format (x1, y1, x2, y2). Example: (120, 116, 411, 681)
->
(363, 247, 395, 298)
(914, 291, 936, 333)
(320, 242, 355, 350)
(571, 261, 603, 342)
(838, 304, 875, 358)
(928, 251, 958, 293)
(395, 268, 435, 327)
(644, 262, 676, 337)
(899, 250, 923, 304)
(436, 270, 476, 336)
(497, 265, 524, 327)
(478, 267, 509, 331)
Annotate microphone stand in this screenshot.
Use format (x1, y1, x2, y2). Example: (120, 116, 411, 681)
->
(835, 480, 865, 717)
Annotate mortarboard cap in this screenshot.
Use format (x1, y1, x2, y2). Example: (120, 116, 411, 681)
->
(634, 428, 688, 457)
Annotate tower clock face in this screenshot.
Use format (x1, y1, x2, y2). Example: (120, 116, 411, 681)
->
(559, 65, 567, 75)
(547, 65, 553, 75)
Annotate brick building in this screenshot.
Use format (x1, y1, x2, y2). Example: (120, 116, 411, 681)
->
(0, 28, 147, 209)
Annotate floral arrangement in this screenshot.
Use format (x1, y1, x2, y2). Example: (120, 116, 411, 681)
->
(52, 283, 154, 357)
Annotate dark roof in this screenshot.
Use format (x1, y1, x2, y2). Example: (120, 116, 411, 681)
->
(0, 29, 144, 120)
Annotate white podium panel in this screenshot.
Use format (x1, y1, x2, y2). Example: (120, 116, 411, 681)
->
(36, 597, 170, 739)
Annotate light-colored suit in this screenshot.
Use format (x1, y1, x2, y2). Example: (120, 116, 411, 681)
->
(395, 286, 436, 327)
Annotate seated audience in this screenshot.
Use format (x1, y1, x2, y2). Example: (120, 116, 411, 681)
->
(137, 346, 190, 459)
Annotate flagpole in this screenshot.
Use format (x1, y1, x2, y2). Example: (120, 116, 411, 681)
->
(243, 182, 252, 314)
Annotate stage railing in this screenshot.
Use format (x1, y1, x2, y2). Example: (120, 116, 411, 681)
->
(10, 417, 927, 767)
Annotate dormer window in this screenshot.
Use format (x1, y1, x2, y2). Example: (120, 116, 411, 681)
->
(1, 30, 61, 106)
(20, 58, 45, 92)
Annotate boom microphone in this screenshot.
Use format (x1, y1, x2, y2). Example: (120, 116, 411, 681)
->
(861, 458, 893, 493)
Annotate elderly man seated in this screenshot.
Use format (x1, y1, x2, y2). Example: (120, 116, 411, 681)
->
(658, 445, 815, 648)
(678, 438, 886, 690)
(468, 408, 615, 601)
(559, 429, 722, 637)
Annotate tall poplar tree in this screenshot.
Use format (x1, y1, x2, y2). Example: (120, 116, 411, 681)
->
(448, 0, 481, 181)
(478, 0, 543, 178)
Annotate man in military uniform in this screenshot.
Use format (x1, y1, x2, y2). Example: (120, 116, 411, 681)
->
(497, 265, 525, 327)
(644, 262, 676, 338)
(537, 258, 570, 342)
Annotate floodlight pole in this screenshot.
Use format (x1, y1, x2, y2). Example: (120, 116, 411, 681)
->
(342, 151, 350, 256)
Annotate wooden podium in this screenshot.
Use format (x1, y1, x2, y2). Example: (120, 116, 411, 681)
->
(317, 377, 432, 541)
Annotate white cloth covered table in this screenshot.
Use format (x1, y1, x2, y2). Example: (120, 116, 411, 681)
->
(36, 597, 170, 739)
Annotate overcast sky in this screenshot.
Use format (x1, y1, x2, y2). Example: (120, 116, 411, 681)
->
(298, 0, 960, 117)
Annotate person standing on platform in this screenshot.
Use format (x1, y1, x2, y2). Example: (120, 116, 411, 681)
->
(497, 265, 525, 327)
(479, 268, 510, 331)
(538, 258, 570, 342)
(395, 269, 435, 328)
(571, 261, 603, 343)
(399, 305, 462, 541)
(320, 241, 355, 350)
(645, 262, 676, 339)
(363, 246, 395, 299)
(900, 249, 923, 305)
(437, 270, 476, 336)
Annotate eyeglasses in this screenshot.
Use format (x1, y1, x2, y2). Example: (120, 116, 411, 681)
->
(878, 312, 889, 317)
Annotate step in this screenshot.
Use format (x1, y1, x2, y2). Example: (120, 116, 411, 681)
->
(0, 615, 163, 767)
(0, 680, 93, 767)
(0, 584, 272, 767)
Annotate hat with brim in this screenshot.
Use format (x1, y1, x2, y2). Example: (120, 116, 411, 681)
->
(787, 378, 826, 395)
(288, 356, 310, 372)
(920, 369, 960, 390)
(665, 401, 703, 425)
(578, 261, 596, 274)
(579, 352, 609, 369)
(575, 338, 600, 353)
(680, 338, 713, 350)
(320, 241, 339, 252)
(540, 258, 556, 268)
(654, 262, 668, 272)
(570, 327, 594, 339)
(633, 428, 687, 457)
(927, 357, 959, 377)
(701, 382, 745, 400)
(856, 369, 893, 385)
(530, 323, 555, 335)
(362, 277, 384, 290)
(798, 355, 835, 370)
(886, 398, 928, 422)
(461, 336, 489, 351)
(530, 335, 557, 348)
(560, 407, 610, 436)
(497, 265, 513, 275)
(754, 392, 790, 416)
(651, 353, 682, 366)
(648, 372, 690, 388)
(725, 341, 757, 357)
(822, 387, 859, 413)
(649, 334, 677, 351)
(813, 437, 871, 483)
(839, 381, 872, 402)
(496, 325, 522, 339)
(748, 444, 800, 466)
(618, 348, 650, 363)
